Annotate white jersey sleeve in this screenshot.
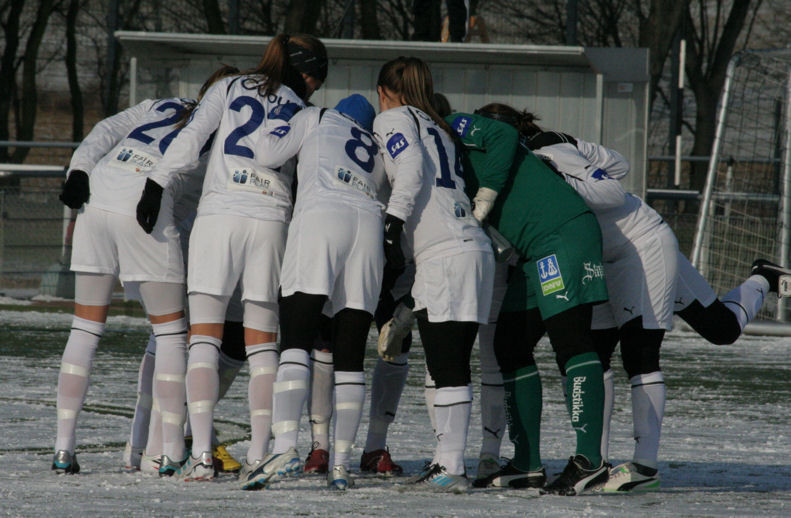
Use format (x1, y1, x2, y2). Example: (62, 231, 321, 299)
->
(374, 108, 425, 222)
(68, 99, 156, 175)
(146, 80, 227, 188)
(256, 107, 318, 169)
(532, 138, 626, 211)
(575, 137, 630, 180)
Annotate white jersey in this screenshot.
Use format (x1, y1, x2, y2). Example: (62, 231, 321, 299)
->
(257, 106, 387, 216)
(146, 75, 305, 222)
(529, 132, 664, 259)
(374, 106, 490, 262)
(69, 97, 201, 218)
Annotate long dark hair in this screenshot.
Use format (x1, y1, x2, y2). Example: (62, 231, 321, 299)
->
(377, 56, 455, 139)
(178, 64, 240, 128)
(475, 103, 542, 138)
(243, 34, 327, 101)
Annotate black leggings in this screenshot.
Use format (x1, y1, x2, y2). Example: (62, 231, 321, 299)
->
(494, 303, 596, 374)
(592, 317, 665, 378)
(279, 291, 372, 371)
(415, 309, 478, 388)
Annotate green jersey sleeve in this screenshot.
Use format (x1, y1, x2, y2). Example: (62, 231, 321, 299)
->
(446, 112, 518, 194)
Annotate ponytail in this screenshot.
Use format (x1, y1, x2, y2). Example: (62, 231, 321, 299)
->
(242, 33, 327, 101)
(475, 103, 542, 138)
(377, 56, 456, 141)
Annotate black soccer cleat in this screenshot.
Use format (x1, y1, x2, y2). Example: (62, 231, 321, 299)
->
(472, 461, 546, 489)
(751, 259, 791, 294)
(540, 455, 608, 496)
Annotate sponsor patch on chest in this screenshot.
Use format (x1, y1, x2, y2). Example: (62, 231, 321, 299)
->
(386, 133, 408, 159)
(537, 254, 565, 295)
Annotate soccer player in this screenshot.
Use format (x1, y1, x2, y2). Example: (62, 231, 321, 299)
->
(134, 34, 327, 481)
(52, 94, 202, 475)
(238, 94, 387, 491)
(481, 102, 791, 492)
(374, 56, 495, 493)
(445, 109, 610, 495)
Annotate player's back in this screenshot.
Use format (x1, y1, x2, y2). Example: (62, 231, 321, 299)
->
(89, 97, 192, 217)
(375, 106, 489, 262)
(198, 75, 305, 222)
(294, 108, 386, 215)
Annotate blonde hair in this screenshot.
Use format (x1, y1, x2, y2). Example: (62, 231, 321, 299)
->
(377, 57, 455, 139)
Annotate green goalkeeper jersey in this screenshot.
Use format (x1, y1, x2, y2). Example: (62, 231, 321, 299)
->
(446, 112, 590, 253)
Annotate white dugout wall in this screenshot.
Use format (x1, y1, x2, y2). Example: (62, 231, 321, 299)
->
(117, 32, 649, 196)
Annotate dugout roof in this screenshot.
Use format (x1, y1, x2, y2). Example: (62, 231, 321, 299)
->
(117, 31, 649, 195)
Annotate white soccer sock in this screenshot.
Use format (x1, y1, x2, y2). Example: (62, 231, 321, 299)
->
(185, 334, 221, 456)
(425, 368, 438, 463)
(601, 369, 615, 462)
(271, 348, 310, 454)
(153, 318, 188, 461)
(721, 276, 768, 330)
(211, 351, 244, 446)
(365, 354, 408, 452)
(333, 371, 366, 469)
(55, 316, 105, 453)
(631, 371, 665, 469)
(129, 336, 156, 450)
(145, 380, 163, 458)
(434, 385, 473, 475)
(478, 321, 505, 459)
(309, 349, 334, 451)
(246, 342, 278, 463)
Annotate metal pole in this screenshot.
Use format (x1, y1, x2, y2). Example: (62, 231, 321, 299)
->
(691, 53, 739, 271)
(776, 64, 791, 321)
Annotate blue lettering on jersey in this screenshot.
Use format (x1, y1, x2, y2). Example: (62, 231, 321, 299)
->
(537, 254, 565, 296)
(591, 168, 609, 180)
(451, 116, 472, 137)
(268, 101, 301, 122)
(270, 125, 291, 138)
(387, 133, 408, 159)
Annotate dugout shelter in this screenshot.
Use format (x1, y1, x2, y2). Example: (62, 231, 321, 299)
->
(117, 32, 649, 196)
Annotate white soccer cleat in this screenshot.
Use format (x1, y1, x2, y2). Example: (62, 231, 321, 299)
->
(140, 453, 161, 474)
(404, 463, 470, 493)
(175, 451, 216, 482)
(602, 462, 660, 493)
(52, 450, 80, 474)
(123, 441, 144, 471)
(377, 302, 415, 361)
(239, 447, 302, 490)
(328, 465, 355, 491)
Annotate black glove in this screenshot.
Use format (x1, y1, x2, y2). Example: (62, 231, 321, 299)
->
(136, 178, 164, 234)
(383, 214, 406, 270)
(59, 170, 90, 209)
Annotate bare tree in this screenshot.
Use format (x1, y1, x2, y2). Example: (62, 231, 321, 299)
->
(202, 0, 226, 33)
(684, 0, 762, 193)
(63, 0, 84, 142)
(284, 0, 324, 34)
(359, 0, 381, 39)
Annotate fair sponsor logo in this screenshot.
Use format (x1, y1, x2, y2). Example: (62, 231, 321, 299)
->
(335, 166, 376, 199)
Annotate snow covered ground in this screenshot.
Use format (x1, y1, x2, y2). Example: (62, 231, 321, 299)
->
(1, 308, 790, 517)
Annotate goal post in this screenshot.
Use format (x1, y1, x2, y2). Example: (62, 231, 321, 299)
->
(691, 48, 791, 325)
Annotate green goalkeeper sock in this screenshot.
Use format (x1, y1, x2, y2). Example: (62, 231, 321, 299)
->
(503, 364, 542, 472)
(564, 352, 604, 467)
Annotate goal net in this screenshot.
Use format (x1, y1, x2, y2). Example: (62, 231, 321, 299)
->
(691, 48, 791, 325)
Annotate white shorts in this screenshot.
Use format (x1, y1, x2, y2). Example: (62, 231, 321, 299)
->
(281, 205, 384, 316)
(71, 204, 183, 283)
(674, 251, 717, 312)
(412, 250, 495, 324)
(591, 225, 679, 330)
(187, 214, 286, 303)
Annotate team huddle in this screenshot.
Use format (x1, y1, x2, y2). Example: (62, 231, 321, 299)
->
(51, 33, 791, 496)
